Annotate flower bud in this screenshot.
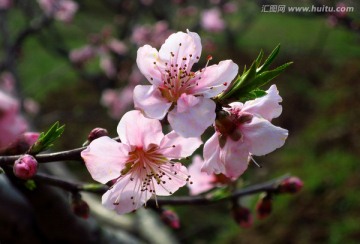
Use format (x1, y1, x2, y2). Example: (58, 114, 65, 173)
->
(278, 177, 304, 194)
(161, 209, 180, 229)
(232, 205, 253, 228)
(72, 196, 90, 219)
(87, 127, 108, 142)
(256, 194, 272, 220)
(13, 154, 38, 180)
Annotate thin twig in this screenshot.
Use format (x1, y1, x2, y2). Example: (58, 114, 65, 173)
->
(32, 172, 290, 206)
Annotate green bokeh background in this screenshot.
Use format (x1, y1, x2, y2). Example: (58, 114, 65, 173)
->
(4, 0, 359, 243)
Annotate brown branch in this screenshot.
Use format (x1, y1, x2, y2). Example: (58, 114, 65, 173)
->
(31, 172, 290, 206)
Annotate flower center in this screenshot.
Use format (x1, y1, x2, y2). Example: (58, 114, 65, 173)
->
(153, 43, 212, 103)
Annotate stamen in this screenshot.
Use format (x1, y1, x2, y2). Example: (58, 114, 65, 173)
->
(250, 155, 262, 168)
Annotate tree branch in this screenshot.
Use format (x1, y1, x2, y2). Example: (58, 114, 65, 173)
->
(31, 172, 290, 206)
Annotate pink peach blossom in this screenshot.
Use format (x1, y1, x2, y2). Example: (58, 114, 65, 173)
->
(188, 155, 232, 195)
(38, 0, 78, 23)
(134, 30, 238, 137)
(202, 85, 288, 179)
(201, 8, 226, 33)
(81, 110, 202, 214)
(188, 155, 216, 195)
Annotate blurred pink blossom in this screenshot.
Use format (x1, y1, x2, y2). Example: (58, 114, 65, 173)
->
(223, 2, 238, 13)
(202, 85, 288, 179)
(0, 90, 28, 150)
(134, 30, 238, 137)
(201, 8, 226, 33)
(38, 0, 78, 23)
(69, 45, 96, 65)
(0, 0, 12, 10)
(131, 21, 173, 47)
(101, 87, 134, 119)
(81, 110, 202, 214)
(23, 98, 40, 115)
(0, 72, 15, 93)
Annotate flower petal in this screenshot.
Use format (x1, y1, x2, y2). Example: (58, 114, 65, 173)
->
(102, 174, 151, 214)
(81, 137, 130, 184)
(188, 155, 216, 195)
(242, 85, 283, 121)
(117, 110, 164, 149)
(191, 60, 238, 98)
(220, 139, 250, 179)
(136, 45, 163, 86)
(202, 133, 225, 175)
(158, 30, 201, 71)
(133, 85, 172, 120)
(151, 162, 189, 196)
(242, 116, 288, 156)
(168, 97, 216, 138)
(159, 131, 202, 159)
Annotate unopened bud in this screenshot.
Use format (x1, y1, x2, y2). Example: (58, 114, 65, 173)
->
(232, 205, 253, 228)
(278, 177, 304, 194)
(256, 194, 272, 220)
(161, 209, 180, 229)
(87, 128, 108, 142)
(13, 154, 38, 180)
(72, 196, 90, 219)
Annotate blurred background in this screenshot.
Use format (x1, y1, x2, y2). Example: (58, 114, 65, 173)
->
(1, 0, 359, 243)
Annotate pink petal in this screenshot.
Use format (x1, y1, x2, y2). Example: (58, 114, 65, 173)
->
(159, 131, 202, 159)
(176, 93, 200, 113)
(202, 133, 225, 175)
(220, 139, 250, 179)
(117, 110, 164, 149)
(242, 85, 283, 121)
(158, 30, 201, 71)
(81, 137, 130, 184)
(151, 162, 189, 196)
(188, 155, 215, 195)
(136, 45, 163, 86)
(168, 97, 216, 138)
(102, 174, 151, 214)
(242, 116, 288, 156)
(133, 85, 172, 120)
(191, 60, 238, 98)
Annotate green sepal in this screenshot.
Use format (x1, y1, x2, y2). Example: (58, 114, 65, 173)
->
(29, 121, 65, 154)
(24, 180, 37, 190)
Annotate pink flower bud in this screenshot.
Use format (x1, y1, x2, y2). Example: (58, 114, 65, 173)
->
(13, 154, 38, 179)
(256, 195, 272, 220)
(72, 197, 90, 219)
(278, 177, 304, 194)
(161, 209, 180, 229)
(87, 128, 108, 142)
(232, 206, 253, 228)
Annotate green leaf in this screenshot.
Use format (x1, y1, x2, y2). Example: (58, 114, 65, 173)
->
(257, 44, 280, 73)
(29, 121, 65, 154)
(255, 49, 264, 67)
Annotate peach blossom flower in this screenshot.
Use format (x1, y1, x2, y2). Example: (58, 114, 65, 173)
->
(134, 30, 238, 137)
(81, 110, 202, 214)
(202, 85, 288, 179)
